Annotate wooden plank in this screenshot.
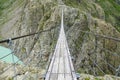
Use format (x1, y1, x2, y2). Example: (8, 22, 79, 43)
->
(65, 57, 71, 73)
(45, 10, 77, 80)
(64, 49, 71, 73)
(57, 74, 64, 80)
(65, 74, 72, 80)
(52, 58, 59, 73)
(65, 41, 77, 80)
(57, 41, 64, 74)
(49, 73, 57, 80)
(58, 57, 64, 73)
(48, 41, 60, 72)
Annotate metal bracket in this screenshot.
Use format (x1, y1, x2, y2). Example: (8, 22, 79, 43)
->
(7, 38, 12, 47)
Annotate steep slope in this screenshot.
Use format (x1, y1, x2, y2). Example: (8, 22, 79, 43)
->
(0, 61, 120, 80)
(0, 0, 120, 77)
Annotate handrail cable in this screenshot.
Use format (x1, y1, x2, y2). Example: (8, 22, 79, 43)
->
(79, 30, 120, 42)
(80, 30, 120, 57)
(0, 56, 24, 75)
(74, 31, 118, 75)
(0, 27, 56, 79)
(90, 57, 106, 75)
(0, 27, 56, 43)
(0, 52, 13, 60)
(1, 26, 120, 78)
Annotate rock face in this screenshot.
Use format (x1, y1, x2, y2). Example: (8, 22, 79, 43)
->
(0, 0, 120, 77)
(0, 61, 120, 80)
(0, 61, 45, 80)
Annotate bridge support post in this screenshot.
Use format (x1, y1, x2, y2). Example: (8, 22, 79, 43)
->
(7, 38, 17, 80)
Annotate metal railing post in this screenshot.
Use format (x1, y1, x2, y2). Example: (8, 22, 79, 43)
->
(8, 38, 17, 80)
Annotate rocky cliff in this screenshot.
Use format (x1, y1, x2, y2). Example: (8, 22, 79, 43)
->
(0, 0, 120, 78)
(0, 61, 120, 80)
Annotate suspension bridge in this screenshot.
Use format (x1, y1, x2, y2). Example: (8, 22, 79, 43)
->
(0, 10, 120, 80)
(45, 10, 77, 80)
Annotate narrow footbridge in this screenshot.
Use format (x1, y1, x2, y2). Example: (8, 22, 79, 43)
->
(0, 9, 120, 80)
(45, 10, 77, 80)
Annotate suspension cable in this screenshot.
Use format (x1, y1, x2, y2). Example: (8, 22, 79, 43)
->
(74, 30, 120, 75)
(0, 56, 23, 75)
(90, 57, 106, 75)
(0, 52, 13, 60)
(0, 27, 56, 79)
(0, 27, 56, 43)
(80, 30, 120, 57)
(79, 30, 120, 42)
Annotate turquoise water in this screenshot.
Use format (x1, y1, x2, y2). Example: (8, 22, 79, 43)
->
(0, 46, 23, 64)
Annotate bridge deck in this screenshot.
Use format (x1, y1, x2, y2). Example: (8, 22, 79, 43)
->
(45, 10, 77, 80)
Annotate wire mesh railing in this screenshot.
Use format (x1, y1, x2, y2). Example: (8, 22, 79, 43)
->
(0, 27, 56, 80)
(0, 27, 120, 79)
(72, 30, 120, 76)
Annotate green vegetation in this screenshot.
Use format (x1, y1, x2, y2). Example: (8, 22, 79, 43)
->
(96, 0, 120, 31)
(85, 77, 90, 80)
(8, 77, 13, 80)
(0, 0, 15, 15)
(64, 0, 120, 31)
(0, 36, 3, 40)
(0, 0, 24, 26)
(95, 78, 104, 80)
(63, 0, 80, 8)
(63, 0, 89, 11)
(0, 0, 15, 25)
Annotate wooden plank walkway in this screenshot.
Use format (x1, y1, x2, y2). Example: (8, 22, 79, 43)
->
(45, 10, 77, 80)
